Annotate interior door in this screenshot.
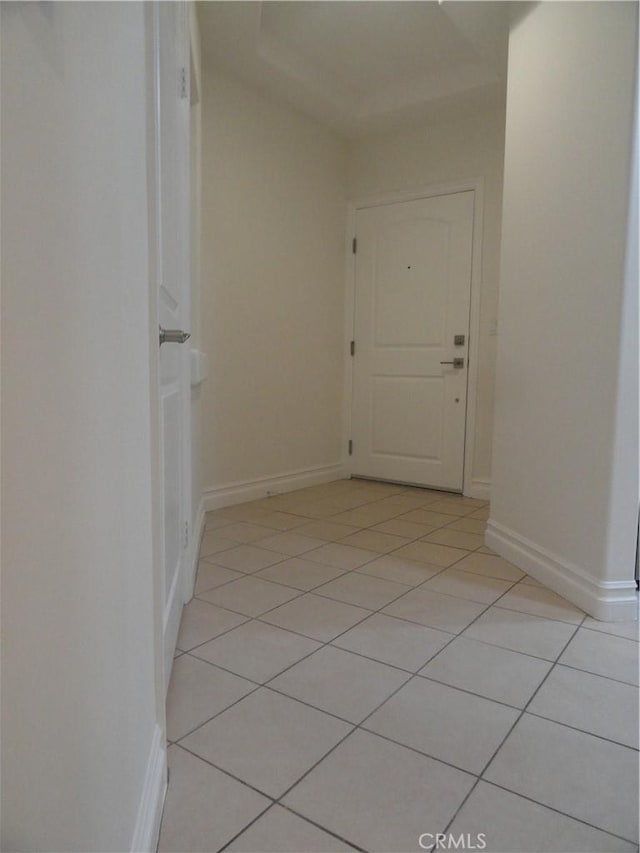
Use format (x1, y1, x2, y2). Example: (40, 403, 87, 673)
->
(351, 191, 474, 491)
(153, 0, 191, 687)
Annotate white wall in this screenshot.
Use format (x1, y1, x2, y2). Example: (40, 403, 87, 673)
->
(1, 3, 162, 849)
(487, 1, 638, 620)
(349, 109, 506, 494)
(200, 72, 348, 503)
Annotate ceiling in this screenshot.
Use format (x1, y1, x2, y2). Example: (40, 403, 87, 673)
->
(197, 1, 511, 138)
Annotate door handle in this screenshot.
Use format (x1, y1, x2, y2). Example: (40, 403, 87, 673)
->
(440, 358, 465, 368)
(159, 327, 191, 346)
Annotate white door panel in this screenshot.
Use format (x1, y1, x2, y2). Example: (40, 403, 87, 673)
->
(351, 192, 474, 490)
(154, 0, 191, 687)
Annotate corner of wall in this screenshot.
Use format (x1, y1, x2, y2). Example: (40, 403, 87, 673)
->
(486, 519, 639, 622)
(202, 464, 347, 511)
(603, 52, 639, 587)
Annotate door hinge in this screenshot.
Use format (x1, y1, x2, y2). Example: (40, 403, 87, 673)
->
(183, 520, 189, 549)
(179, 66, 188, 99)
(352, 237, 357, 254)
(350, 340, 355, 356)
(348, 439, 353, 456)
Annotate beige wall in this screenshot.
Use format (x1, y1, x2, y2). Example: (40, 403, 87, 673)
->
(349, 109, 506, 489)
(200, 71, 349, 497)
(487, 1, 638, 619)
(1, 3, 162, 848)
(200, 85, 504, 499)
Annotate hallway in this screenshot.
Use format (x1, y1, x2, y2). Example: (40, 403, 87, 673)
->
(2, 2, 637, 848)
(159, 480, 639, 853)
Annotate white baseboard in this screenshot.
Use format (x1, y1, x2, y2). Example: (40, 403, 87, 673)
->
(202, 463, 346, 511)
(163, 563, 184, 690)
(183, 497, 205, 602)
(465, 478, 491, 501)
(130, 724, 167, 853)
(486, 519, 639, 622)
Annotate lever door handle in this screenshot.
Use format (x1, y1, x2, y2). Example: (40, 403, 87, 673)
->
(440, 358, 465, 368)
(159, 327, 191, 346)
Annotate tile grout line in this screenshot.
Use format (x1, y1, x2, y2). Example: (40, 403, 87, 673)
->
(216, 800, 367, 853)
(345, 570, 549, 782)
(174, 740, 281, 803)
(195, 563, 353, 599)
(192, 536, 463, 649)
(209, 494, 461, 532)
(254, 558, 489, 688)
(172, 561, 422, 742)
(172, 549, 493, 834)
(225, 580, 523, 852)
(440, 613, 591, 840)
(477, 777, 640, 847)
(187, 655, 631, 827)
(201, 514, 488, 584)
(171, 552, 392, 737)
(179, 522, 595, 749)
(175, 566, 430, 742)
(170, 484, 636, 851)
(313, 567, 597, 838)
(249, 487, 487, 522)
(471, 600, 584, 625)
(196, 518, 499, 615)
(171, 549, 533, 836)
(174, 728, 364, 851)
(223, 610, 636, 743)
(167, 679, 265, 745)
(522, 709, 640, 752)
(184, 499, 629, 753)
(196, 512, 523, 625)
(173, 660, 640, 759)
(543, 659, 639, 689)
(194, 566, 587, 636)
(410, 671, 538, 713)
(201, 492, 488, 579)
(179, 652, 639, 844)
(212, 801, 276, 853)
(176, 611, 257, 657)
(577, 622, 639, 643)
(277, 803, 367, 852)
(197, 521, 433, 596)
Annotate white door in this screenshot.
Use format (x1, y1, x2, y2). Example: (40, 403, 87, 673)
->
(153, 1, 192, 686)
(351, 191, 474, 491)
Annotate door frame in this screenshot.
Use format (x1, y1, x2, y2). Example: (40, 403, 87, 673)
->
(182, 2, 203, 606)
(147, 0, 193, 692)
(342, 178, 485, 498)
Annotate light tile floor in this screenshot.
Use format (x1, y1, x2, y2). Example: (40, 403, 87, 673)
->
(159, 479, 639, 853)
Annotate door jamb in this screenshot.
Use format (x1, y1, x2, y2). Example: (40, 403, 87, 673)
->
(342, 178, 485, 498)
(149, 0, 193, 692)
(144, 0, 167, 752)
